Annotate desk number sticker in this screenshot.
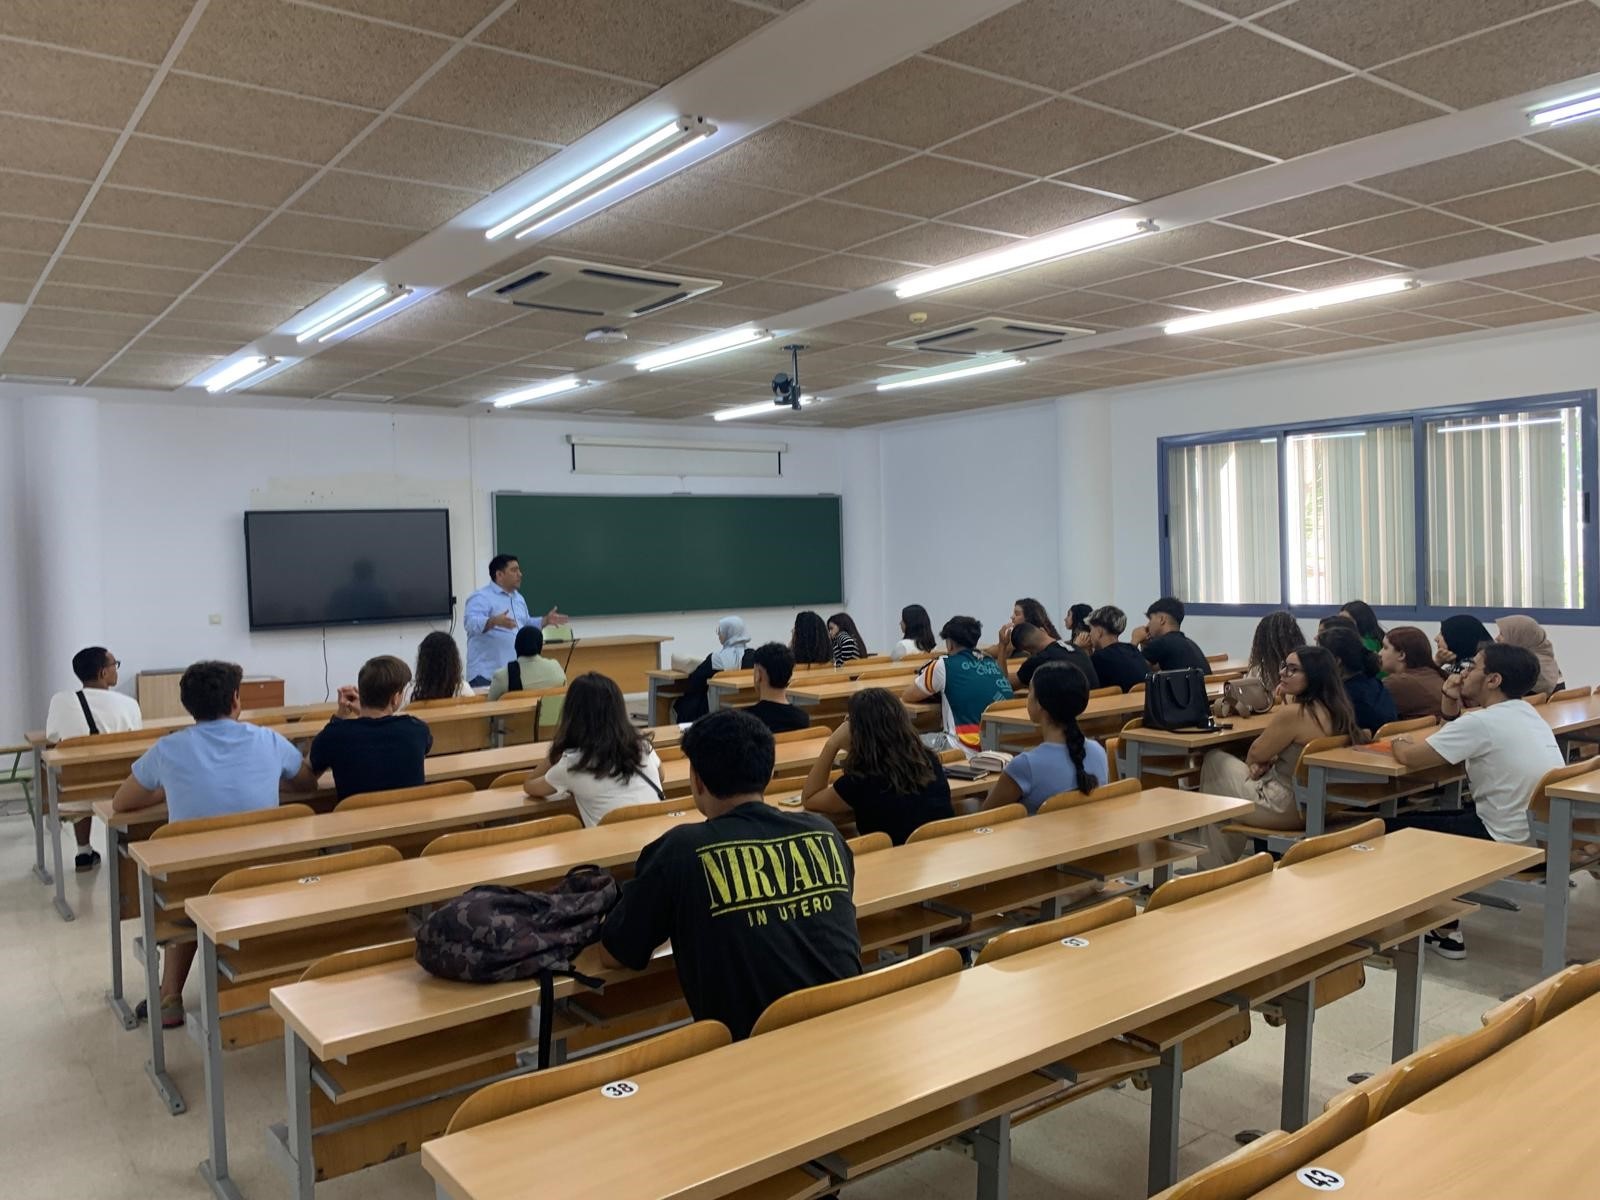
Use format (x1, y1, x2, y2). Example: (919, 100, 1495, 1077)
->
(975, 826, 993, 835)
(1060, 936, 1090, 948)
(1350, 844, 1374, 853)
(1296, 1166, 1344, 1191)
(599, 1079, 639, 1100)
(298, 875, 320, 884)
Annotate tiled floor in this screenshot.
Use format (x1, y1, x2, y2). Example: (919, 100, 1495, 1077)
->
(5, 808, 1598, 1200)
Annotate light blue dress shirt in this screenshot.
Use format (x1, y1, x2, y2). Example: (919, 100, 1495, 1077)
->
(464, 582, 542, 683)
(130, 720, 304, 822)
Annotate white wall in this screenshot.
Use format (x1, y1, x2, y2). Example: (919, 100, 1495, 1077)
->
(0, 396, 29, 739)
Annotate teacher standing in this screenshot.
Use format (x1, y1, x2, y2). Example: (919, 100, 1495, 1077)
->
(464, 554, 568, 687)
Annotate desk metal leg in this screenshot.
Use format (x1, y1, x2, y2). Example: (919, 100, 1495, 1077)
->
(1392, 934, 1423, 1061)
(46, 764, 73, 920)
(973, 1113, 1012, 1200)
(106, 829, 136, 1029)
(139, 870, 185, 1114)
(197, 934, 241, 1200)
(277, 1031, 316, 1200)
(31, 743, 50, 885)
(1542, 798, 1574, 979)
(1147, 1043, 1184, 1196)
(647, 677, 661, 724)
(1279, 981, 1314, 1131)
(1121, 740, 1143, 787)
(1304, 766, 1328, 837)
(981, 721, 998, 752)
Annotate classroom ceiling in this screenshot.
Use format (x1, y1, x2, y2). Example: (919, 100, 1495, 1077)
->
(4, 0, 1600, 428)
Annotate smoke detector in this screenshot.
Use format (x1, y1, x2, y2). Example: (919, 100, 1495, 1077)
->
(585, 327, 628, 344)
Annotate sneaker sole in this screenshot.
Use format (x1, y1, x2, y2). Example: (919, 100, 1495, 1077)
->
(1427, 943, 1467, 960)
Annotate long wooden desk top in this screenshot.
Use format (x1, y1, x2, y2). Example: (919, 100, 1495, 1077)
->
(421, 829, 1537, 1200)
(1120, 711, 1275, 749)
(555, 634, 670, 647)
(787, 675, 916, 703)
(1250, 991, 1600, 1199)
(984, 684, 1225, 730)
(710, 661, 920, 693)
(1546, 770, 1600, 802)
(23, 700, 340, 748)
(270, 788, 1251, 1058)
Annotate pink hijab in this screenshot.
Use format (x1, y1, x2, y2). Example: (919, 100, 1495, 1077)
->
(1496, 615, 1562, 694)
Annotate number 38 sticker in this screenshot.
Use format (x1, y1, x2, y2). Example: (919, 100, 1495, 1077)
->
(1296, 1166, 1345, 1190)
(599, 1079, 639, 1100)
(1060, 936, 1090, 948)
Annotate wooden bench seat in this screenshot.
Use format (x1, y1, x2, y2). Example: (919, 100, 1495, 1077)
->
(315, 1010, 549, 1104)
(857, 904, 964, 955)
(217, 915, 415, 984)
(1071, 837, 1203, 881)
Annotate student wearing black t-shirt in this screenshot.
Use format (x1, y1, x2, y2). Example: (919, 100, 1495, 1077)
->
(801, 687, 953, 844)
(740, 642, 811, 734)
(1084, 605, 1150, 692)
(1133, 596, 1211, 675)
(599, 709, 860, 1040)
(308, 655, 432, 800)
(1004, 622, 1100, 690)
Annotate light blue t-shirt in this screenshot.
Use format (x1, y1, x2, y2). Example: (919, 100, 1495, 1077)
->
(131, 720, 305, 822)
(1003, 739, 1110, 814)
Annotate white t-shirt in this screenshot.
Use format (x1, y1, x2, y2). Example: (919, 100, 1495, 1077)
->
(546, 744, 664, 828)
(1427, 699, 1562, 843)
(890, 638, 921, 662)
(45, 687, 143, 742)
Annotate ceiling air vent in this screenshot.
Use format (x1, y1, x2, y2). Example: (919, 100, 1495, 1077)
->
(0, 372, 77, 385)
(469, 257, 720, 319)
(886, 316, 1090, 357)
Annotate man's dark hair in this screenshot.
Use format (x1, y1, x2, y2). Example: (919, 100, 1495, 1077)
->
(179, 661, 244, 722)
(488, 553, 519, 578)
(1318, 613, 1358, 636)
(1146, 596, 1185, 625)
(71, 646, 112, 684)
(514, 625, 544, 658)
(749, 641, 795, 689)
(358, 655, 412, 709)
(940, 615, 981, 650)
(1482, 643, 1540, 700)
(681, 709, 775, 799)
(1317, 626, 1379, 678)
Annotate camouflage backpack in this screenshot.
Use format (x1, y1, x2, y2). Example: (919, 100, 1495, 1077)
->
(415, 865, 619, 1066)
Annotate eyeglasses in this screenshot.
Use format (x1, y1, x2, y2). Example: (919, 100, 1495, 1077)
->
(111, 659, 122, 669)
(1280, 663, 1303, 677)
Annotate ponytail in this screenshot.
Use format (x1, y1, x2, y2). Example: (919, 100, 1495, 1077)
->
(1063, 719, 1098, 795)
(1030, 663, 1098, 794)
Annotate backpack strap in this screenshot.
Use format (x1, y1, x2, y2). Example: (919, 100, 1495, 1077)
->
(536, 965, 607, 1069)
(76, 690, 100, 736)
(508, 659, 522, 692)
(635, 769, 665, 802)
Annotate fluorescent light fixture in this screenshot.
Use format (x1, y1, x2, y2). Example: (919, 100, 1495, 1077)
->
(1529, 89, 1600, 128)
(713, 395, 817, 422)
(305, 286, 417, 345)
(893, 218, 1155, 299)
(634, 327, 771, 372)
(875, 356, 1026, 392)
(297, 284, 398, 343)
(491, 375, 586, 408)
(1164, 277, 1417, 335)
(1435, 417, 1563, 435)
(199, 355, 283, 393)
(486, 117, 715, 241)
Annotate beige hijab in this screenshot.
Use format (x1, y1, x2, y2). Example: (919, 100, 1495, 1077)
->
(1496, 615, 1562, 694)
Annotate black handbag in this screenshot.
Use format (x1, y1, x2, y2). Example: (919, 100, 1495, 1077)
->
(1143, 668, 1214, 731)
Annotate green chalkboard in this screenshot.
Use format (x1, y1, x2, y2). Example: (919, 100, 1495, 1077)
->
(493, 493, 843, 617)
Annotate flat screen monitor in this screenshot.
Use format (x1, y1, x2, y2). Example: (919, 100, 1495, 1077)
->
(243, 508, 452, 630)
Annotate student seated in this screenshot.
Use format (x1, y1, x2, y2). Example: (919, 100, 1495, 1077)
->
(308, 655, 432, 800)
(740, 642, 810, 734)
(599, 709, 862, 1040)
(1084, 606, 1149, 693)
(982, 663, 1106, 814)
(672, 616, 753, 723)
(992, 596, 1061, 656)
(902, 615, 1014, 756)
(1317, 613, 1358, 637)
(1132, 596, 1210, 674)
(1242, 611, 1305, 694)
(1196, 646, 1363, 868)
(826, 611, 867, 666)
(413, 630, 472, 700)
(1497, 615, 1563, 695)
(1065, 602, 1094, 649)
(1388, 643, 1563, 959)
(1434, 613, 1491, 671)
(1000, 622, 1100, 689)
(792, 610, 833, 667)
(524, 673, 664, 827)
(801, 688, 952, 844)
(487, 625, 567, 702)
(1339, 599, 1385, 655)
(1318, 625, 1397, 736)
(45, 645, 142, 871)
(112, 661, 317, 1027)
(1380, 626, 1446, 720)
(891, 603, 938, 662)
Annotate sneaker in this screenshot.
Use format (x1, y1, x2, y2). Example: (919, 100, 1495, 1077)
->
(74, 848, 102, 873)
(1425, 927, 1466, 959)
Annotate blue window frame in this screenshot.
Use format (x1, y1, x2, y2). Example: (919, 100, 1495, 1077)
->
(1157, 389, 1598, 625)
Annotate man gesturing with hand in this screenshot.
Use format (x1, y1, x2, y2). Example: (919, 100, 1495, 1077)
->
(464, 554, 567, 687)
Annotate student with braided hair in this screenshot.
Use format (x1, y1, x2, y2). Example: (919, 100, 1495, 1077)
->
(981, 662, 1105, 813)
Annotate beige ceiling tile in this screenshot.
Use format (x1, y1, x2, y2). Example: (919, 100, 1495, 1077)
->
(9, 324, 131, 351)
(1197, 241, 1338, 279)
(826, 157, 1021, 218)
(1226, 186, 1410, 236)
(250, 212, 417, 259)
(1198, 78, 1441, 159)
(0, 248, 47, 280)
(1255, 0, 1566, 69)
(1371, 281, 1494, 309)
(1270, 335, 1386, 356)
(1309, 208, 1475, 253)
(0, 41, 154, 126)
(82, 187, 263, 241)
(1418, 292, 1568, 321)
(1094, 266, 1235, 301)
(1256, 257, 1397, 290)
(1526, 276, 1600, 303)
(1361, 141, 1571, 204)
(33, 282, 170, 315)
(1, 0, 195, 61)
(63, 225, 228, 270)
(177, 0, 448, 108)
(852, 222, 1015, 267)
(49, 258, 198, 294)
(21, 306, 150, 334)
(695, 123, 906, 194)
(1170, 280, 1299, 310)
(798, 58, 1041, 150)
(601, 171, 795, 231)
(317, 0, 503, 35)
(662, 235, 817, 277)
(1505, 203, 1600, 242)
(1444, 172, 1600, 224)
(480, 0, 772, 84)
(946, 182, 1126, 237)
(1470, 258, 1600, 290)
(191, 272, 331, 306)
(1010, 289, 1130, 320)
(0, 114, 117, 181)
(0, 278, 34, 303)
(0, 350, 105, 375)
(942, 98, 1162, 175)
(222, 246, 372, 284)
(107, 137, 314, 206)
(924, 272, 1061, 310)
(1530, 121, 1600, 167)
(1076, 27, 1341, 128)
(1375, 4, 1600, 108)
(293, 170, 481, 228)
(772, 255, 907, 290)
(741, 202, 914, 252)
(533, 211, 710, 262)
(163, 292, 298, 328)
(1126, 222, 1270, 265)
(713, 279, 845, 312)
(403, 45, 650, 141)
(96, 353, 226, 388)
(1077, 300, 1205, 327)
(0, 216, 67, 253)
(1316, 309, 1439, 336)
(928, 0, 1222, 91)
(339, 117, 555, 190)
(140, 74, 375, 162)
(1380, 228, 1539, 268)
(0, 171, 88, 221)
(1059, 134, 1268, 202)
(125, 332, 255, 358)
(1467, 303, 1585, 327)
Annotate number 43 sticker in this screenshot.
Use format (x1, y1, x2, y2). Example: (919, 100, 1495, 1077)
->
(599, 1079, 639, 1099)
(1296, 1166, 1344, 1190)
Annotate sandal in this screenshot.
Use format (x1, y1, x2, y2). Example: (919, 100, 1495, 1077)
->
(75, 848, 102, 873)
(133, 997, 187, 1029)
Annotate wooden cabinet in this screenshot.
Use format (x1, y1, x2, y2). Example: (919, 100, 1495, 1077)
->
(138, 670, 284, 718)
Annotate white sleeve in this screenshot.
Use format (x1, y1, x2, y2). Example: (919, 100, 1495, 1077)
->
(44, 692, 75, 742)
(908, 657, 944, 699)
(1425, 711, 1490, 766)
(544, 750, 576, 793)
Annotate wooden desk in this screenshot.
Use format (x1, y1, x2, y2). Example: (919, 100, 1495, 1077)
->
(1298, 744, 1465, 837)
(644, 669, 688, 724)
(421, 830, 1537, 1200)
(550, 634, 666, 695)
(980, 684, 1225, 751)
(1537, 768, 1600, 977)
(1249, 991, 1600, 1199)
(707, 661, 918, 712)
(1117, 712, 1274, 782)
(787, 675, 916, 706)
